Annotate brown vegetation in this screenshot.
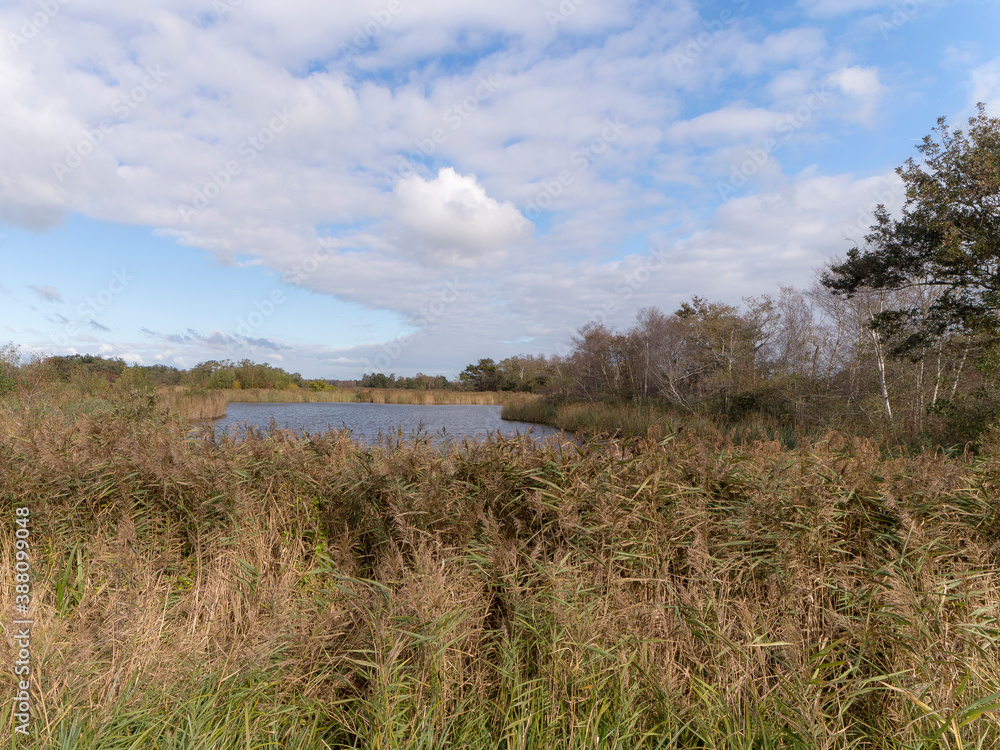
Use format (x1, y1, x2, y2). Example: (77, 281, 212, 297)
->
(1, 378, 999, 747)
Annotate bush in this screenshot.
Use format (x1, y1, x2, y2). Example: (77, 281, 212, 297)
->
(927, 389, 1000, 451)
(718, 385, 797, 425)
(194, 359, 298, 390)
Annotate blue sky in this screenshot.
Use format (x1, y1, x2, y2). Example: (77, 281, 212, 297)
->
(1, 0, 998, 378)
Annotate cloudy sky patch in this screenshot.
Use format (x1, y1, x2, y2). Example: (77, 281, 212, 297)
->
(1, 0, 997, 377)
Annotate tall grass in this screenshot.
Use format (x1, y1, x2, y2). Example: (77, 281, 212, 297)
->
(502, 399, 713, 439)
(504, 399, 813, 448)
(156, 387, 230, 419)
(2, 387, 999, 747)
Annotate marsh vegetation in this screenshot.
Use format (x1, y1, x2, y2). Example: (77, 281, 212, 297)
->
(1, 360, 999, 748)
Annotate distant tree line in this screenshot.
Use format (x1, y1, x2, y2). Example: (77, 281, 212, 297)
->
(356, 372, 452, 389)
(24, 355, 304, 391)
(9, 354, 463, 394)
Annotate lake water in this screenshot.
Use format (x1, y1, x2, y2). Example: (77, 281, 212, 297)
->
(210, 402, 567, 444)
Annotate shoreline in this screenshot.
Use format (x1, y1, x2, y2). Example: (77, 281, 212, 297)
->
(160, 387, 540, 420)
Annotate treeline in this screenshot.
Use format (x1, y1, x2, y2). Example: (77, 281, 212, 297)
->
(3, 352, 466, 395)
(527, 279, 988, 444)
(354, 372, 452, 390)
(351, 356, 556, 392)
(10, 354, 307, 391)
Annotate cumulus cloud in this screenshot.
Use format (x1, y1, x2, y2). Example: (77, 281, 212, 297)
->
(0, 47, 71, 230)
(392, 168, 527, 266)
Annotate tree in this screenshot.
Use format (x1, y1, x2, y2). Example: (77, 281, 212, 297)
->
(360, 372, 395, 388)
(44, 353, 127, 383)
(186, 359, 297, 390)
(674, 296, 777, 395)
(619, 307, 703, 407)
(497, 355, 553, 392)
(136, 364, 183, 387)
(459, 359, 504, 391)
(771, 287, 822, 378)
(567, 324, 622, 400)
(823, 104, 1000, 346)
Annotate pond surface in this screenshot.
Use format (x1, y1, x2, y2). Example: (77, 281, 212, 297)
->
(210, 402, 566, 445)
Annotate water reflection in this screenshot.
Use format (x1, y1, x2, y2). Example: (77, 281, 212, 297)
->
(209, 402, 569, 445)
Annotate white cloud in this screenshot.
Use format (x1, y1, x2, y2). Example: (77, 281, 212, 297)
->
(970, 58, 1000, 111)
(392, 168, 527, 266)
(732, 28, 827, 77)
(829, 66, 885, 126)
(667, 104, 782, 144)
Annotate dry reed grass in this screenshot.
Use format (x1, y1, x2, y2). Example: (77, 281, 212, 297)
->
(1, 390, 999, 747)
(503, 398, 808, 448)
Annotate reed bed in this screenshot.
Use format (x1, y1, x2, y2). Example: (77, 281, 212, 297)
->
(1, 393, 999, 747)
(502, 399, 706, 438)
(503, 399, 810, 448)
(156, 388, 230, 419)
